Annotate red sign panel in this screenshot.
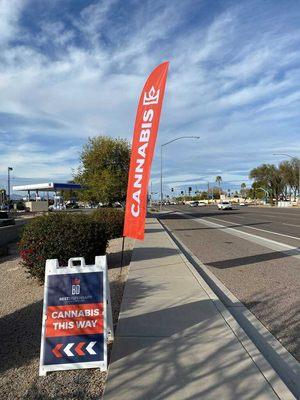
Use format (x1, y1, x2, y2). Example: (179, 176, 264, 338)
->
(46, 303, 104, 337)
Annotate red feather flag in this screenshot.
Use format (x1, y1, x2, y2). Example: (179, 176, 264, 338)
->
(123, 62, 169, 240)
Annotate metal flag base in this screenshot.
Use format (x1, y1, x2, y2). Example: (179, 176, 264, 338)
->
(120, 236, 125, 269)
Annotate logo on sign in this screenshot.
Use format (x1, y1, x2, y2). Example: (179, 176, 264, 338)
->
(71, 277, 81, 295)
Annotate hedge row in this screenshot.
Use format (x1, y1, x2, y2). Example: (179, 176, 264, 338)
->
(91, 208, 124, 240)
(19, 209, 124, 281)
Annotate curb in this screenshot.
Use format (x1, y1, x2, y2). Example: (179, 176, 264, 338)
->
(0, 220, 27, 247)
(158, 218, 299, 400)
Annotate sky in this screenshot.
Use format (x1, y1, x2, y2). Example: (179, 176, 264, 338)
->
(1, 0, 300, 197)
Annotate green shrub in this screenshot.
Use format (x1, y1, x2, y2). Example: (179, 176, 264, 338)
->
(91, 208, 124, 239)
(16, 201, 26, 210)
(19, 213, 109, 281)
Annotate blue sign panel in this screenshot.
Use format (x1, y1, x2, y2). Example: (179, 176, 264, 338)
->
(39, 259, 107, 375)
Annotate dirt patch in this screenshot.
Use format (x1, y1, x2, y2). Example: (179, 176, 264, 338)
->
(0, 238, 134, 400)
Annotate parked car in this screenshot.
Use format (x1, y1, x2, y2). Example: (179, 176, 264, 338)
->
(189, 201, 199, 207)
(239, 202, 247, 206)
(198, 201, 206, 207)
(66, 201, 79, 209)
(218, 201, 232, 210)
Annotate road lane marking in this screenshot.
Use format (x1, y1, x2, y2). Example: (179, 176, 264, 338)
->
(214, 208, 299, 221)
(212, 213, 300, 229)
(222, 214, 273, 224)
(207, 217, 300, 241)
(283, 223, 300, 228)
(252, 213, 300, 221)
(244, 211, 300, 218)
(174, 211, 300, 260)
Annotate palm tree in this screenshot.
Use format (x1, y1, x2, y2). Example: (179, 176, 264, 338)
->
(241, 182, 247, 199)
(215, 176, 222, 198)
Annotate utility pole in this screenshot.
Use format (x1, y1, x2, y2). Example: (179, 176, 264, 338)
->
(0, 189, 5, 206)
(7, 167, 13, 201)
(258, 187, 269, 204)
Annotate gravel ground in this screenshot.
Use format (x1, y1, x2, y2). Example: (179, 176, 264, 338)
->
(0, 237, 134, 400)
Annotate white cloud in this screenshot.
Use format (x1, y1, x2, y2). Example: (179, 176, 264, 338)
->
(0, 140, 80, 188)
(1, 0, 300, 191)
(0, 0, 25, 45)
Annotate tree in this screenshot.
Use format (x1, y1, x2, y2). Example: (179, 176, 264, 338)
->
(278, 159, 298, 200)
(249, 164, 284, 204)
(0, 188, 7, 204)
(248, 182, 265, 200)
(240, 182, 247, 198)
(60, 180, 78, 202)
(200, 191, 208, 200)
(74, 136, 131, 204)
(215, 176, 222, 197)
(211, 186, 220, 199)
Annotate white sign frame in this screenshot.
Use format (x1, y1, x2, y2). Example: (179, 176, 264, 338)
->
(39, 256, 112, 376)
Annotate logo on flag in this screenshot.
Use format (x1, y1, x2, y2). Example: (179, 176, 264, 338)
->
(143, 86, 160, 105)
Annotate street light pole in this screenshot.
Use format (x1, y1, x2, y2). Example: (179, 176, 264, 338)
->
(160, 136, 200, 210)
(258, 187, 269, 204)
(7, 167, 13, 201)
(273, 153, 300, 201)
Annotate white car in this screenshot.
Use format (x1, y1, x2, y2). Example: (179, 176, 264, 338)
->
(198, 201, 206, 207)
(218, 201, 232, 210)
(189, 201, 199, 207)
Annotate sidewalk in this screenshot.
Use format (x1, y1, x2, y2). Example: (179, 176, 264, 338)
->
(104, 218, 293, 400)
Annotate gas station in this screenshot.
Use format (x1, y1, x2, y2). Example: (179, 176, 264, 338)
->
(12, 182, 82, 212)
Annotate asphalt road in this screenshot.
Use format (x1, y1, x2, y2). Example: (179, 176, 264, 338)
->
(159, 205, 300, 362)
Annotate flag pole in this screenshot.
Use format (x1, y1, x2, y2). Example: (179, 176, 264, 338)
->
(120, 235, 125, 270)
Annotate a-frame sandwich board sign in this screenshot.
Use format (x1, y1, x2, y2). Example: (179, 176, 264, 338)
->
(39, 256, 112, 376)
